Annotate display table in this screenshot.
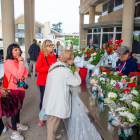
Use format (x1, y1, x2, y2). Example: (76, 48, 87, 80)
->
(63, 81, 140, 140)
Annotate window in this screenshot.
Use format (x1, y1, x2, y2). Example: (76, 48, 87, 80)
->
(116, 33, 122, 40)
(87, 29, 92, 33)
(15, 25, 18, 32)
(136, 0, 140, 3)
(102, 34, 114, 44)
(35, 26, 41, 33)
(115, 0, 123, 7)
(93, 34, 101, 48)
(87, 34, 92, 46)
(103, 3, 108, 12)
(18, 24, 24, 29)
(135, 3, 140, 18)
(93, 28, 101, 33)
(116, 27, 122, 32)
(108, 0, 114, 13)
(103, 27, 114, 32)
(132, 32, 140, 54)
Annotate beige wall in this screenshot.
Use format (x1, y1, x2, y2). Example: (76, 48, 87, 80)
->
(98, 8, 123, 22)
(41, 22, 51, 39)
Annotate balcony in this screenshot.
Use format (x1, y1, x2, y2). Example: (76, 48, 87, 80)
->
(15, 32, 43, 39)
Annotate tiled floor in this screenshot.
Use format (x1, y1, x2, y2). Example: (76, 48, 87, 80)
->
(1, 74, 68, 140)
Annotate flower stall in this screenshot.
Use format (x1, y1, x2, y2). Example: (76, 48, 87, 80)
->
(90, 71, 140, 140)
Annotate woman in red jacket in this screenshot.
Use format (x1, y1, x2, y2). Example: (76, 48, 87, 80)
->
(35, 40, 57, 125)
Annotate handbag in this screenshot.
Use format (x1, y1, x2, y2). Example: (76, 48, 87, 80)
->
(1, 92, 22, 129)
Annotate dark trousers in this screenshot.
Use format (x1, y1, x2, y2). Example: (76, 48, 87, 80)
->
(11, 101, 23, 130)
(0, 118, 4, 136)
(38, 85, 45, 111)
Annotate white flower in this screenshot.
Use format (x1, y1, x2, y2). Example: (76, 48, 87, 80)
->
(108, 92, 117, 99)
(120, 94, 133, 101)
(122, 75, 127, 79)
(131, 101, 140, 109)
(114, 72, 119, 75)
(91, 53, 97, 56)
(110, 80, 116, 86)
(102, 72, 107, 75)
(100, 77, 105, 82)
(78, 52, 81, 54)
(131, 90, 139, 96)
(73, 51, 76, 52)
(119, 111, 136, 122)
(115, 107, 127, 112)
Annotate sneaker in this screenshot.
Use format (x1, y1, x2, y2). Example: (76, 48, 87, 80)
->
(17, 123, 28, 131)
(28, 74, 31, 77)
(35, 74, 37, 77)
(56, 134, 61, 139)
(11, 131, 24, 140)
(38, 120, 44, 126)
(3, 125, 7, 132)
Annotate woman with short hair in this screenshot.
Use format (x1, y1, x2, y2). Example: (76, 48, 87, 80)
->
(43, 49, 81, 140)
(4, 43, 28, 140)
(130, 51, 138, 63)
(35, 40, 57, 126)
(116, 46, 138, 75)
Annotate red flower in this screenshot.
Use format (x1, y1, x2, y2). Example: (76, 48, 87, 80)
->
(119, 73, 123, 76)
(120, 39, 123, 43)
(87, 54, 90, 57)
(83, 48, 85, 50)
(138, 64, 140, 68)
(117, 40, 120, 44)
(85, 52, 87, 54)
(102, 70, 110, 74)
(123, 89, 131, 94)
(91, 48, 94, 50)
(129, 73, 135, 76)
(109, 42, 112, 45)
(108, 48, 113, 54)
(127, 83, 136, 88)
(116, 44, 119, 47)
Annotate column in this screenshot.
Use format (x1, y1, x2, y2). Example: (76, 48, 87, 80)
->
(1, 0, 15, 60)
(31, 0, 35, 40)
(89, 6, 95, 24)
(79, 14, 87, 48)
(24, 0, 32, 60)
(121, 0, 135, 50)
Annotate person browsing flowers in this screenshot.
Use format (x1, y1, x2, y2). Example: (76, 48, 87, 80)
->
(116, 46, 138, 76)
(4, 44, 28, 140)
(35, 40, 57, 126)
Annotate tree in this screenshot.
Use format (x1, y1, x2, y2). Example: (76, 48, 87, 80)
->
(65, 37, 79, 46)
(52, 22, 63, 33)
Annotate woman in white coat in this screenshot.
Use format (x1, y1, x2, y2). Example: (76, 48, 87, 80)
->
(43, 49, 81, 140)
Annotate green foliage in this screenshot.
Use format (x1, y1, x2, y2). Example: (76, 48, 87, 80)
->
(90, 49, 104, 65)
(52, 22, 63, 33)
(65, 37, 79, 46)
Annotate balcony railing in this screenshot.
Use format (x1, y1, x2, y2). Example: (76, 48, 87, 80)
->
(15, 32, 43, 39)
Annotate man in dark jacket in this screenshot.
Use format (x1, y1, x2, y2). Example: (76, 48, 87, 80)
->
(28, 39, 40, 77)
(89, 41, 96, 50)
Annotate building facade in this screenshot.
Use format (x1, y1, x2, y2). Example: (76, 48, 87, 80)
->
(79, 0, 140, 61)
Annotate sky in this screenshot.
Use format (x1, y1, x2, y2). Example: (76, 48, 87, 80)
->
(0, 0, 98, 33)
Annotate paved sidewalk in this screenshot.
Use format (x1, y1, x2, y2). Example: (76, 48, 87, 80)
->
(1, 75, 68, 140)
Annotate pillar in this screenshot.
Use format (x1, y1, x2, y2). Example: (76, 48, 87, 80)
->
(79, 14, 87, 48)
(31, 0, 35, 40)
(24, 0, 32, 60)
(121, 0, 135, 50)
(1, 0, 15, 60)
(89, 6, 95, 24)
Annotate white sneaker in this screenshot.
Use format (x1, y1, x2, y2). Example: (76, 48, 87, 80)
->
(11, 131, 24, 140)
(56, 134, 61, 139)
(17, 123, 28, 130)
(3, 125, 7, 132)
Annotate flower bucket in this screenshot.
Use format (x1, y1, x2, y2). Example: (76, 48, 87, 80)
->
(79, 67, 88, 81)
(118, 127, 133, 140)
(92, 86, 98, 94)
